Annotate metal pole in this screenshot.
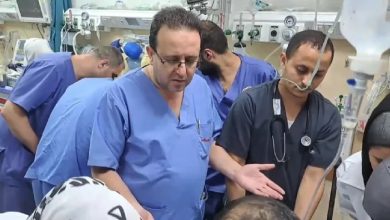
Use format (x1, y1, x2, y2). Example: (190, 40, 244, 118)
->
(327, 158, 342, 220)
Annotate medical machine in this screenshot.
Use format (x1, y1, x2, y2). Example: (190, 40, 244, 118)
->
(12, 39, 27, 66)
(14, 0, 51, 23)
(187, 0, 208, 15)
(0, 39, 27, 87)
(63, 9, 157, 32)
(230, 11, 341, 43)
(0, 6, 18, 22)
(63, 8, 157, 54)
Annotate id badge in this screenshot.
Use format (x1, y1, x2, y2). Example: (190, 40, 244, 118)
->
(273, 98, 281, 115)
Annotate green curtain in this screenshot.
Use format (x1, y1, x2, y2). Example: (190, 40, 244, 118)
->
(50, 0, 72, 52)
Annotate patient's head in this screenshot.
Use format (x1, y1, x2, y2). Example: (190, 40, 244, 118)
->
(214, 195, 298, 220)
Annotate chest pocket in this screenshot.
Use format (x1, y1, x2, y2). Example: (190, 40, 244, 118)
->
(197, 121, 214, 159)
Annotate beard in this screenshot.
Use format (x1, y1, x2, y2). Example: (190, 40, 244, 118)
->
(198, 60, 222, 78)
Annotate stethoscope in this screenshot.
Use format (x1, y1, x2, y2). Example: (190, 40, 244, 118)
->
(270, 81, 312, 163)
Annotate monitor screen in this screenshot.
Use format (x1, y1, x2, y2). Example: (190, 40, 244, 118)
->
(187, 0, 206, 4)
(16, 0, 46, 22)
(13, 39, 26, 64)
(125, 18, 140, 26)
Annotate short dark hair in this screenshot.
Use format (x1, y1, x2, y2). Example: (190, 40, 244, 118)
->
(149, 6, 201, 51)
(89, 46, 124, 67)
(215, 195, 299, 220)
(286, 30, 335, 64)
(200, 20, 228, 54)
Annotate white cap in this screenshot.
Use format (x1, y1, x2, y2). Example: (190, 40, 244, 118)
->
(27, 176, 141, 220)
(0, 212, 28, 220)
(24, 38, 53, 64)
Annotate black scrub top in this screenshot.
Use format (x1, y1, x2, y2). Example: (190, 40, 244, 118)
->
(216, 80, 341, 208)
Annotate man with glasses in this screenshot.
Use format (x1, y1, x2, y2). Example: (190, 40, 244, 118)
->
(87, 7, 222, 220)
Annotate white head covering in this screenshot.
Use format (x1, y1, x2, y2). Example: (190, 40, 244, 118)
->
(23, 38, 53, 64)
(27, 176, 141, 220)
(0, 212, 28, 220)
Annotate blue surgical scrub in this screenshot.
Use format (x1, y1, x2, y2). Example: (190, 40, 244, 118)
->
(199, 54, 277, 217)
(25, 78, 114, 204)
(88, 69, 222, 220)
(0, 53, 76, 214)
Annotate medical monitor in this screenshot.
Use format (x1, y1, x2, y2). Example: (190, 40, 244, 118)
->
(187, 0, 207, 4)
(15, 0, 50, 23)
(12, 39, 27, 66)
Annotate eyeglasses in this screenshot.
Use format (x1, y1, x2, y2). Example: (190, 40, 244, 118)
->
(154, 50, 199, 70)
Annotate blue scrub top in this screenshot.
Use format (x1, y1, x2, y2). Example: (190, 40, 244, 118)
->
(0, 53, 76, 185)
(88, 69, 222, 220)
(25, 78, 114, 186)
(199, 54, 277, 193)
(200, 53, 277, 121)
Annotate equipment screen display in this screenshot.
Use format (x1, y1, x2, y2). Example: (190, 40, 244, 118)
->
(14, 40, 26, 63)
(125, 18, 139, 26)
(187, 0, 205, 4)
(16, 0, 43, 18)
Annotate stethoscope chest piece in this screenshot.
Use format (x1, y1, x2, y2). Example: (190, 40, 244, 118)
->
(301, 135, 311, 147)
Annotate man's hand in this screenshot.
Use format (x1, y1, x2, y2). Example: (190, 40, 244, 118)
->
(137, 208, 154, 220)
(92, 167, 154, 220)
(2, 101, 38, 153)
(233, 164, 285, 200)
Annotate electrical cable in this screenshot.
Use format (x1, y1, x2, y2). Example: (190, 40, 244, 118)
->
(72, 31, 81, 55)
(36, 24, 44, 38)
(280, 9, 341, 92)
(314, 0, 319, 30)
(60, 24, 66, 52)
(264, 44, 283, 62)
(302, 9, 343, 220)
